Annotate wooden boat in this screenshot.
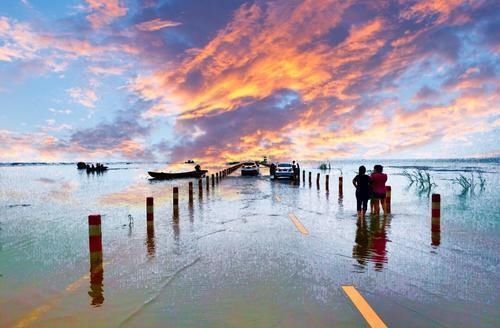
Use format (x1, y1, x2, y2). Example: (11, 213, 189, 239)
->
(148, 170, 208, 180)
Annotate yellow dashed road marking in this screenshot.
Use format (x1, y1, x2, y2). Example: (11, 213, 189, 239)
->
(287, 212, 309, 235)
(342, 285, 387, 328)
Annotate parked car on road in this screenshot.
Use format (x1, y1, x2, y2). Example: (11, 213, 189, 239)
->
(241, 161, 260, 176)
(274, 162, 294, 179)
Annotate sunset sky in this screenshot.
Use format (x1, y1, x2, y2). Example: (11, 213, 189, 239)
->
(0, 0, 498, 162)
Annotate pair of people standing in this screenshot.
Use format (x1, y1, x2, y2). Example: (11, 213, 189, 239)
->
(352, 165, 388, 216)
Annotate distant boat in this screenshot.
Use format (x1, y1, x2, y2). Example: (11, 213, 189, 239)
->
(86, 166, 108, 173)
(77, 162, 87, 169)
(148, 170, 208, 180)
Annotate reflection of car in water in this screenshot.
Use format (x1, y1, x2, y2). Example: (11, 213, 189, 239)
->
(241, 161, 259, 176)
(274, 162, 294, 179)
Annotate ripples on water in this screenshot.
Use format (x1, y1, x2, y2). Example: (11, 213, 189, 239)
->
(0, 159, 498, 327)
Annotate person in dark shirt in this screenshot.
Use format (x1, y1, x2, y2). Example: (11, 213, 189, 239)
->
(352, 165, 371, 217)
(270, 162, 276, 179)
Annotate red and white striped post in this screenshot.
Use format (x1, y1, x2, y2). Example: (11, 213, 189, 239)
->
(431, 194, 441, 246)
(188, 182, 193, 203)
(88, 214, 102, 261)
(88, 214, 104, 306)
(173, 187, 179, 219)
(146, 197, 154, 227)
(385, 186, 391, 214)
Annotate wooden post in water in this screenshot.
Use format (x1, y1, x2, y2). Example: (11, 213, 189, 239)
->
(308, 171, 312, 185)
(385, 186, 391, 214)
(188, 182, 193, 203)
(326, 175, 329, 192)
(211, 174, 215, 187)
(146, 197, 154, 226)
(206, 176, 209, 191)
(88, 214, 104, 306)
(173, 187, 179, 219)
(431, 194, 441, 246)
(216, 172, 219, 183)
(339, 176, 343, 197)
(316, 173, 320, 189)
(198, 178, 203, 197)
(302, 170, 305, 183)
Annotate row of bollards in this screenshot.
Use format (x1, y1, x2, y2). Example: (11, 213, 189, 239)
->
(86, 163, 243, 305)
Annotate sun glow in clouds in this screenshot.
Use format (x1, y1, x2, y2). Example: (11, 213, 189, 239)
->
(0, 0, 498, 162)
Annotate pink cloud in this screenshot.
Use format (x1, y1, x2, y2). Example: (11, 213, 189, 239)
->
(85, 0, 127, 29)
(135, 18, 181, 31)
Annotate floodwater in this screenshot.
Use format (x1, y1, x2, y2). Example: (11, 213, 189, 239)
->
(0, 159, 498, 327)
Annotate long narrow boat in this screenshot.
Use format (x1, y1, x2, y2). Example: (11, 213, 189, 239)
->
(148, 170, 208, 180)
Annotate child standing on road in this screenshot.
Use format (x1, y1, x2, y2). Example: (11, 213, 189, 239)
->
(353, 165, 371, 217)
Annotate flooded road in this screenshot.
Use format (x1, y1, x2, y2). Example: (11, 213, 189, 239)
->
(0, 160, 499, 327)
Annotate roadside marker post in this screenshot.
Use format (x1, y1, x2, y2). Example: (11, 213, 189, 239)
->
(146, 197, 154, 226)
(431, 193, 441, 246)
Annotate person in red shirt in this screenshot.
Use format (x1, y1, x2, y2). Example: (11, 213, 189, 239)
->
(370, 164, 388, 215)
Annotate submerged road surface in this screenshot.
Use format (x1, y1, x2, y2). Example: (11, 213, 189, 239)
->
(0, 162, 498, 327)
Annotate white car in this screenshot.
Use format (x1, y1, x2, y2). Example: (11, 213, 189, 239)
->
(274, 162, 294, 179)
(241, 161, 260, 176)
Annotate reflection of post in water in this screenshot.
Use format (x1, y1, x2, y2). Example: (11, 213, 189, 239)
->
(89, 252, 104, 307)
(88, 214, 104, 306)
(173, 220, 180, 244)
(146, 222, 155, 258)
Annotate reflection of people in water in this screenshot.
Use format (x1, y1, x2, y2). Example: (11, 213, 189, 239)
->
(370, 215, 388, 271)
(353, 217, 369, 266)
(352, 215, 389, 271)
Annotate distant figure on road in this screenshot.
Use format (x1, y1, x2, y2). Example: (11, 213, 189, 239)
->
(353, 165, 371, 217)
(270, 162, 276, 179)
(370, 165, 388, 215)
(292, 161, 298, 180)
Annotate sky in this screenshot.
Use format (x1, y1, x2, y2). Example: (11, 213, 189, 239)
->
(0, 0, 499, 162)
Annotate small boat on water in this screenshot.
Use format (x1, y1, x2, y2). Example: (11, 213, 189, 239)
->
(148, 170, 208, 180)
(87, 166, 108, 173)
